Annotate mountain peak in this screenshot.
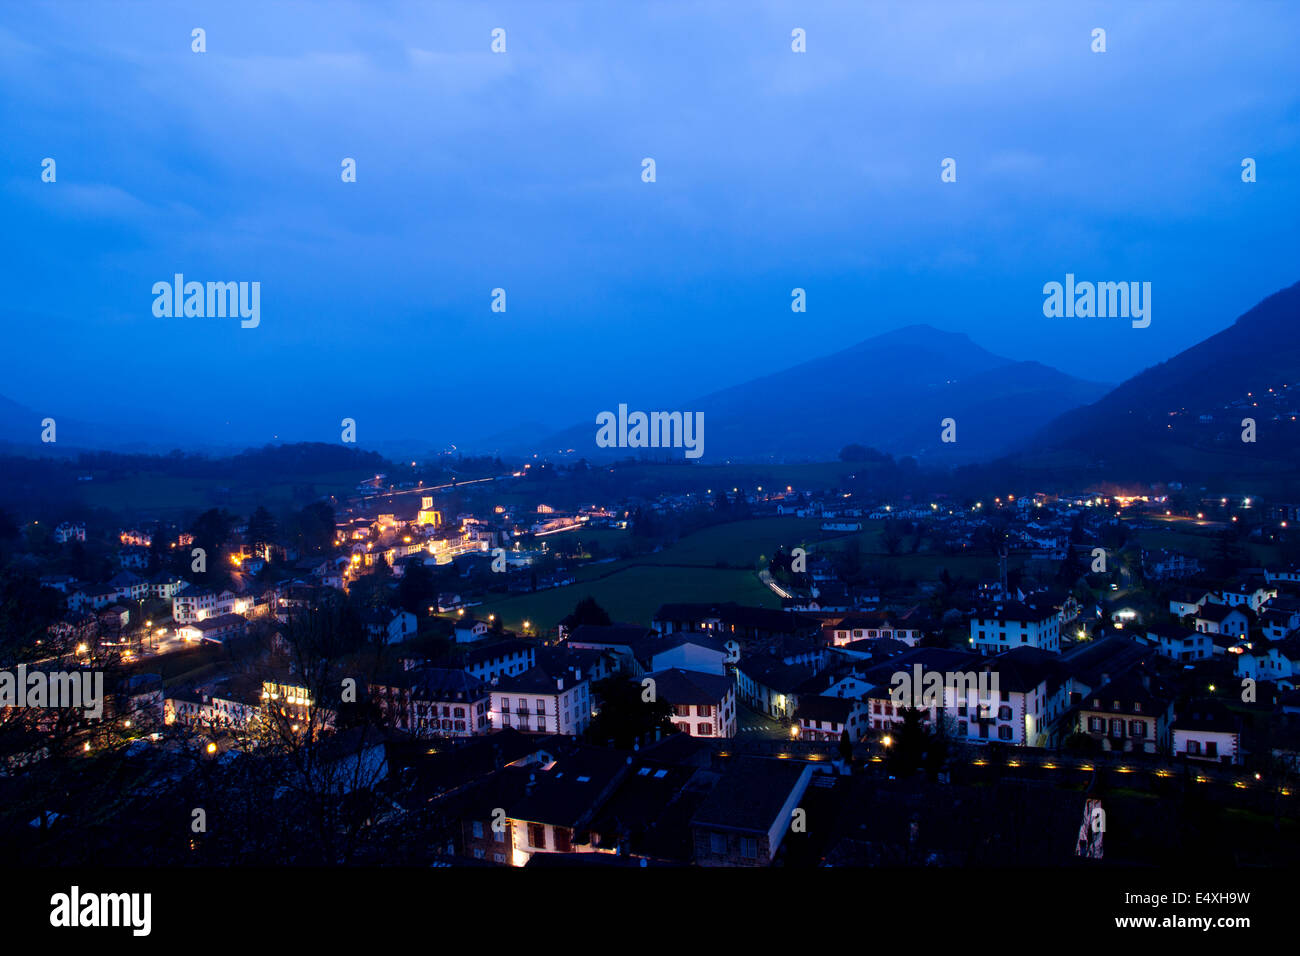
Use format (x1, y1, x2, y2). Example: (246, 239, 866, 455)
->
(862, 324, 975, 348)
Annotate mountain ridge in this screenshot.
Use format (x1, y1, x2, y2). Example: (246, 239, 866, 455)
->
(525, 324, 1112, 463)
(1016, 279, 1300, 475)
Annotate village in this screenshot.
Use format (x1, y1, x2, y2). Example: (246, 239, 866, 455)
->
(6, 457, 1300, 867)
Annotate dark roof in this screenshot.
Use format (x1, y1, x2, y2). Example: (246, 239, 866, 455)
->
(207, 673, 265, 706)
(566, 625, 655, 648)
(1198, 603, 1245, 623)
(463, 638, 535, 667)
(393, 728, 542, 799)
(987, 646, 1065, 694)
(832, 637, 910, 660)
(494, 665, 585, 695)
(187, 613, 247, 631)
(638, 730, 715, 767)
(643, 668, 732, 705)
(736, 653, 816, 694)
(510, 748, 630, 828)
(1146, 622, 1199, 641)
(1081, 670, 1171, 715)
(972, 601, 1055, 623)
(374, 666, 488, 701)
(690, 757, 810, 834)
(534, 643, 610, 675)
(858, 646, 984, 687)
(1060, 634, 1149, 688)
(427, 763, 534, 817)
(1176, 699, 1241, 733)
(797, 696, 855, 724)
(586, 759, 706, 860)
(653, 631, 728, 656)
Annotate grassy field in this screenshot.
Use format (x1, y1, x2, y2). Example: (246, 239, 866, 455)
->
(633, 516, 825, 566)
(470, 565, 779, 632)
(569, 527, 633, 552)
(473, 512, 1022, 631)
(1133, 516, 1280, 566)
(812, 524, 1019, 582)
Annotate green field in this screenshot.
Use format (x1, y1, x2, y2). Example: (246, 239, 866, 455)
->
(470, 565, 779, 632)
(568, 527, 633, 552)
(472, 513, 1022, 632)
(1133, 516, 1280, 566)
(633, 516, 825, 567)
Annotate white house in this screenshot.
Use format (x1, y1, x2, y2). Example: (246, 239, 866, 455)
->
(173, 585, 244, 623)
(645, 668, 737, 738)
(1212, 580, 1277, 614)
(1173, 702, 1242, 765)
(825, 612, 922, 648)
(1265, 565, 1300, 585)
(865, 647, 1068, 748)
(1140, 626, 1213, 663)
(1235, 635, 1300, 688)
(642, 633, 729, 677)
(1193, 604, 1249, 640)
(54, 522, 86, 543)
(797, 694, 869, 743)
(462, 639, 535, 682)
(454, 618, 491, 643)
(491, 666, 591, 736)
(177, 612, 248, 644)
(365, 609, 417, 644)
(1169, 589, 1210, 619)
(969, 603, 1061, 655)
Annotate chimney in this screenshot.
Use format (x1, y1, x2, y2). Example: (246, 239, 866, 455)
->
(556, 676, 564, 691)
(526, 772, 537, 794)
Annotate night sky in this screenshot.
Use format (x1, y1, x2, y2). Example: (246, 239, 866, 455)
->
(2, 1, 1298, 447)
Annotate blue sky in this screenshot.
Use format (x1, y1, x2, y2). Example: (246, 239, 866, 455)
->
(2, 0, 1298, 448)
